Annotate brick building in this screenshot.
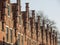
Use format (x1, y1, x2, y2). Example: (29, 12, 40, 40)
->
(0, 0, 57, 45)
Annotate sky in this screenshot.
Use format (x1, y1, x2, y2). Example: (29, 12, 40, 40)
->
(10, 0, 60, 32)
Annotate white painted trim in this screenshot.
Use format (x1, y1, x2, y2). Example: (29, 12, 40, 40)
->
(8, 16, 10, 18)
(20, 33, 23, 36)
(17, 32, 23, 36)
(7, 4, 10, 5)
(10, 28, 13, 30)
(18, 32, 20, 34)
(6, 25, 9, 27)
(6, 42, 13, 45)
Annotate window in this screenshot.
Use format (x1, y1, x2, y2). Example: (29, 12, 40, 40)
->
(38, 31, 40, 37)
(28, 22, 30, 30)
(15, 29, 16, 37)
(27, 39, 31, 45)
(6, 27, 8, 42)
(17, 34, 20, 45)
(49, 32, 51, 45)
(3, 37, 5, 45)
(33, 42, 36, 45)
(0, 22, 2, 31)
(45, 30, 48, 44)
(19, 15, 22, 25)
(2, 22, 4, 31)
(10, 30, 13, 43)
(21, 36, 24, 45)
(7, 5, 10, 16)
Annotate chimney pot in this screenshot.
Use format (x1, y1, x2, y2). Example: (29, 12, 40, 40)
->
(26, 3, 29, 9)
(25, 3, 29, 20)
(26, 3, 29, 6)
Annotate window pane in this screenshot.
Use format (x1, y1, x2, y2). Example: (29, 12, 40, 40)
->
(7, 5, 10, 16)
(19, 16, 22, 25)
(21, 36, 24, 45)
(10, 30, 13, 43)
(17, 34, 20, 45)
(27, 39, 31, 45)
(6, 27, 8, 41)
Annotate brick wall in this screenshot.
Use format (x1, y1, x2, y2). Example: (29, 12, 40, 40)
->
(0, 0, 57, 45)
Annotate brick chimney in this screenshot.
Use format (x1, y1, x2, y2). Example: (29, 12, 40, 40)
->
(26, 3, 29, 12)
(32, 10, 35, 19)
(17, 0, 21, 15)
(32, 10, 35, 27)
(25, 3, 29, 21)
(17, 0, 20, 5)
(37, 16, 40, 23)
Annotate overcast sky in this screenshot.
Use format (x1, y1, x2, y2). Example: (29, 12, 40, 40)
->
(11, 0, 60, 32)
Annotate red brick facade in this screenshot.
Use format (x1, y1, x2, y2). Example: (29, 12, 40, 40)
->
(0, 0, 57, 45)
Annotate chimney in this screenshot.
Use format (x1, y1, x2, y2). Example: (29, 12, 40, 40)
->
(37, 16, 40, 23)
(26, 3, 29, 12)
(25, 3, 29, 21)
(32, 10, 35, 19)
(17, 0, 20, 5)
(17, 0, 21, 14)
(32, 10, 35, 26)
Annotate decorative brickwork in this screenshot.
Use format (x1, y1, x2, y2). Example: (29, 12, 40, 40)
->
(0, 0, 57, 45)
